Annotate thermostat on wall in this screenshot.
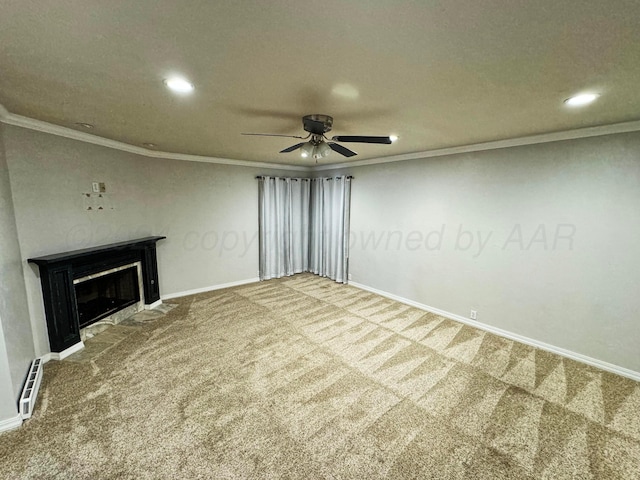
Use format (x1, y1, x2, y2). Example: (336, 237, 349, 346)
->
(91, 182, 106, 193)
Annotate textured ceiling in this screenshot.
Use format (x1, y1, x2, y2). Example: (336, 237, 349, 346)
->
(1, 1, 640, 166)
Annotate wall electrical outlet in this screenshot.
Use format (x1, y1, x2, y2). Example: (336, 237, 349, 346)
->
(470, 310, 477, 320)
(348, 274, 352, 281)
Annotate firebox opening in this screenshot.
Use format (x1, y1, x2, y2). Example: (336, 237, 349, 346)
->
(75, 266, 140, 328)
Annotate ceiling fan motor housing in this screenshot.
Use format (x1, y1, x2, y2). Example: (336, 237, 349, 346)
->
(303, 114, 333, 134)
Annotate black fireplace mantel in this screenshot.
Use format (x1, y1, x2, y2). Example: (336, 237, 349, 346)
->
(29, 236, 165, 353)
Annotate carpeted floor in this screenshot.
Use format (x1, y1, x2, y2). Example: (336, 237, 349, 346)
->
(1, 274, 639, 479)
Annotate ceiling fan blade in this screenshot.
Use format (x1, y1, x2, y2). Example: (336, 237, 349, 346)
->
(331, 135, 392, 144)
(328, 142, 357, 157)
(280, 142, 305, 153)
(242, 133, 307, 139)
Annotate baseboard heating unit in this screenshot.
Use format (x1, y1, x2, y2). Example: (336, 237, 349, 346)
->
(19, 358, 43, 419)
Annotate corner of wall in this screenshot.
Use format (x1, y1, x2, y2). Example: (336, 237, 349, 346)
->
(0, 314, 20, 428)
(0, 119, 37, 403)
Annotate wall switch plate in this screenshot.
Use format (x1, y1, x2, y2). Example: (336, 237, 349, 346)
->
(91, 182, 99, 193)
(98, 182, 106, 193)
(470, 310, 477, 320)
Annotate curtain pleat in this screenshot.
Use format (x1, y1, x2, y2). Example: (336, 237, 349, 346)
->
(308, 178, 324, 275)
(258, 176, 350, 283)
(309, 177, 351, 283)
(290, 179, 310, 274)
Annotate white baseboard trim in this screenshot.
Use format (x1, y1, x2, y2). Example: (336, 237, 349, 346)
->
(41, 342, 85, 363)
(162, 277, 260, 300)
(0, 414, 23, 433)
(350, 281, 640, 382)
(145, 299, 163, 310)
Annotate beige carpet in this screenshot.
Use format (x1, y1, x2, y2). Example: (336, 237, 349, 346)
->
(1, 274, 639, 479)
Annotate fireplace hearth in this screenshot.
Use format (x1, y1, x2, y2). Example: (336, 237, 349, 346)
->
(29, 237, 165, 354)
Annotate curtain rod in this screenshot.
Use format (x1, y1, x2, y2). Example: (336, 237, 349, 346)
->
(255, 176, 354, 180)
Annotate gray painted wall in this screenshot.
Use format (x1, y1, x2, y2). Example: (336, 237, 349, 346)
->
(0, 122, 35, 409)
(327, 132, 640, 372)
(0, 324, 18, 423)
(2, 125, 300, 357)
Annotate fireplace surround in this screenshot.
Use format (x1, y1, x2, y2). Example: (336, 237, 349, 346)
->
(29, 236, 165, 354)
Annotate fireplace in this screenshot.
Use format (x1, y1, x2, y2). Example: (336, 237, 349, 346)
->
(75, 264, 141, 328)
(29, 237, 165, 355)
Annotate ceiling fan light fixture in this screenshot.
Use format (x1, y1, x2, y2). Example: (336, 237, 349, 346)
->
(315, 142, 332, 159)
(300, 142, 314, 158)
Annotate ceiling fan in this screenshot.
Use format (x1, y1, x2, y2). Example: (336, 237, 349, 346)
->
(242, 114, 394, 161)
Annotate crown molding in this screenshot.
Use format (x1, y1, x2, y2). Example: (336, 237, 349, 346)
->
(0, 106, 311, 172)
(2, 103, 639, 173)
(314, 119, 640, 171)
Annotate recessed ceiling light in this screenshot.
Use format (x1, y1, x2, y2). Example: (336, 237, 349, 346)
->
(164, 77, 194, 94)
(389, 135, 399, 143)
(75, 122, 94, 129)
(564, 93, 600, 107)
(142, 142, 156, 148)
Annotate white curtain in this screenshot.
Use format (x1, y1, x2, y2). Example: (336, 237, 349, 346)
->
(258, 177, 310, 280)
(258, 175, 351, 284)
(309, 176, 351, 283)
